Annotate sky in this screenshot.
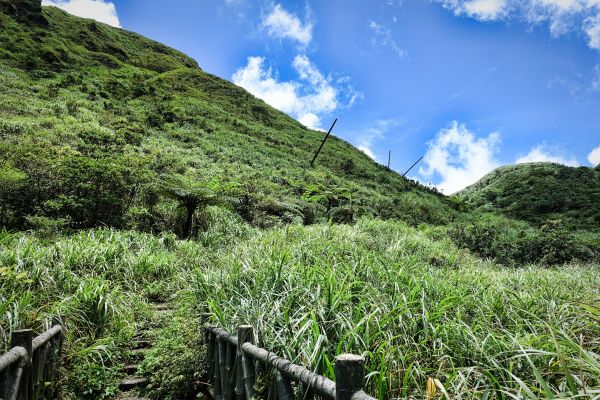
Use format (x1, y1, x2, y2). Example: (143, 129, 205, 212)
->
(42, 0, 600, 193)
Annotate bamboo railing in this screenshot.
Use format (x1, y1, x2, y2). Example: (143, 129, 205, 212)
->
(202, 320, 377, 400)
(0, 318, 64, 400)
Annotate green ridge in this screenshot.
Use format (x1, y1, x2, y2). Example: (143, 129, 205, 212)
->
(458, 162, 600, 230)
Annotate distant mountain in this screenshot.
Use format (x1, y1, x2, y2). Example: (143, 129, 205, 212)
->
(0, 1, 454, 235)
(458, 162, 600, 230)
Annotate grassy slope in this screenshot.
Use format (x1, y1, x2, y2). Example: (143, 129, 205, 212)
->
(458, 162, 600, 230)
(2, 218, 598, 399)
(201, 219, 600, 399)
(1, 3, 599, 400)
(0, 4, 454, 233)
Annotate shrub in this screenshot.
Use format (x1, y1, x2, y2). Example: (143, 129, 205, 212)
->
(449, 214, 599, 265)
(24, 215, 70, 238)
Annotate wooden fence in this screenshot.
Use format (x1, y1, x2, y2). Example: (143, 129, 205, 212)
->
(0, 318, 64, 400)
(203, 321, 377, 400)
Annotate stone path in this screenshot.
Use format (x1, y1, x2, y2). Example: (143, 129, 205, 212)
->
(115, 302, 174, 400)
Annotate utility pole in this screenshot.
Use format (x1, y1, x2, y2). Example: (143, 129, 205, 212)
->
(387, 150, 391, 169)
(310, 118, 338, 167)
(403, 155, 423, 177)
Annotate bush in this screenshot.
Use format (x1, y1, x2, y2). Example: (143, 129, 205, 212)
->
(25, 215, 70, 238)
(195, 206, 250, 247)
(449, 214, 599, 265)
(64, 340, 122, 400)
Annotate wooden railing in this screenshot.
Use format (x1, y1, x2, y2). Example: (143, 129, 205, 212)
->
(203, 321, 377, 400)
(0, 318, 64, 400)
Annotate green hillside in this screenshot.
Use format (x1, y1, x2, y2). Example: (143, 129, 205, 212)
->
(1, 3, 599, 400)
(457, 162, 600, 230)
(0, 1, 453, 237)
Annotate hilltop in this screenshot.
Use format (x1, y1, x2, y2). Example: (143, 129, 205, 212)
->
(0, 1, 454, 237)
(457, 162, 600, 230)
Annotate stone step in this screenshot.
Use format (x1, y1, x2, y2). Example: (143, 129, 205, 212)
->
(152, 308, 174, 317)
(119, 377, 148, 391)
(128, 347, 149, 363)
(115, 394, 150, 400)
(123, 364, 140, 374)
(133, 339, 152, 349)
(150, 303, 171, 311)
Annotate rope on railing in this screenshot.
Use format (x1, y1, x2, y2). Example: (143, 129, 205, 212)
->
(201, 315, 378, 400)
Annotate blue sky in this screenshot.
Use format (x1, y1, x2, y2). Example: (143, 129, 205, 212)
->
(42, 0, 600, 193)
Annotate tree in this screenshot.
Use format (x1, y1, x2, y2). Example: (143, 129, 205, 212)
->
(162, 174, 231, 238)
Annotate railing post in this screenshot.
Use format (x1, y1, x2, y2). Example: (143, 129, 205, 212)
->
(235, 325, 253, 400)
(226, 341, 236, 400)
(237, 325, 255, 400)
(334, 354, 365, 400)
(218, 338, 227, 400)
(214, 336, 223, 400)
(49, 317, 64, 400)
(275, 370, 294, 400)
(11, 329, 34, 400)
(206, 331, 215, 384)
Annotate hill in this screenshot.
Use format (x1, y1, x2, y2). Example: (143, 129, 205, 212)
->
(0, 1, 454, 237)
(1, 3, 599, 399)
(457, 162, 600, 230)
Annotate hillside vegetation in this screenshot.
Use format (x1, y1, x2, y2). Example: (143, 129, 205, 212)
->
(458, 162, 600, 230)
(1, 2, 600, 400)
(2, 217, 599, 399)
(0, 1, 452, 238)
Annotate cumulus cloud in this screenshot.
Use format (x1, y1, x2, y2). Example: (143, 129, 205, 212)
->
(232, 55, 358, 130)
(42, 0, 120, 27)
(358, 145, 377, 160)
(463, 0, 508, 20)
(419, 121, 501, 194)
(585, 14, 600, 49)
(435, 0, 600, 50)
(515, 144, 579, 165)
(588, 145, 600, 165)
(367, 21, 407, 58)
(355, 119, 402, 161)
(262, 4, 313, 46)
(437, 0, 508, 20)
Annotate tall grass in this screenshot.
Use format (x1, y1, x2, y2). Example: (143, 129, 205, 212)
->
(0, 229, 198, 399)
(194, 219, 600, 399)
(1, 218, 598, 399)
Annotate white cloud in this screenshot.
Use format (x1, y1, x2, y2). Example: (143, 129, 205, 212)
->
(515, 144, 579, 165)
(358, 145, 377, 159)
(585, 14, 600, 49)
(262, 4, 313, 46)
(419, 121, 501, 194)
(298, 113, 323, 130)
(42, 0, 120, 27)
(438, 0, 508, 20)
(435, 0, 600, 51)
(588, 145, 600, 165)
(463, 0, 508, 20)
(232, 55, 358, 130)
(367, 20, 407, 58)
(354, 119, 402, 161)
